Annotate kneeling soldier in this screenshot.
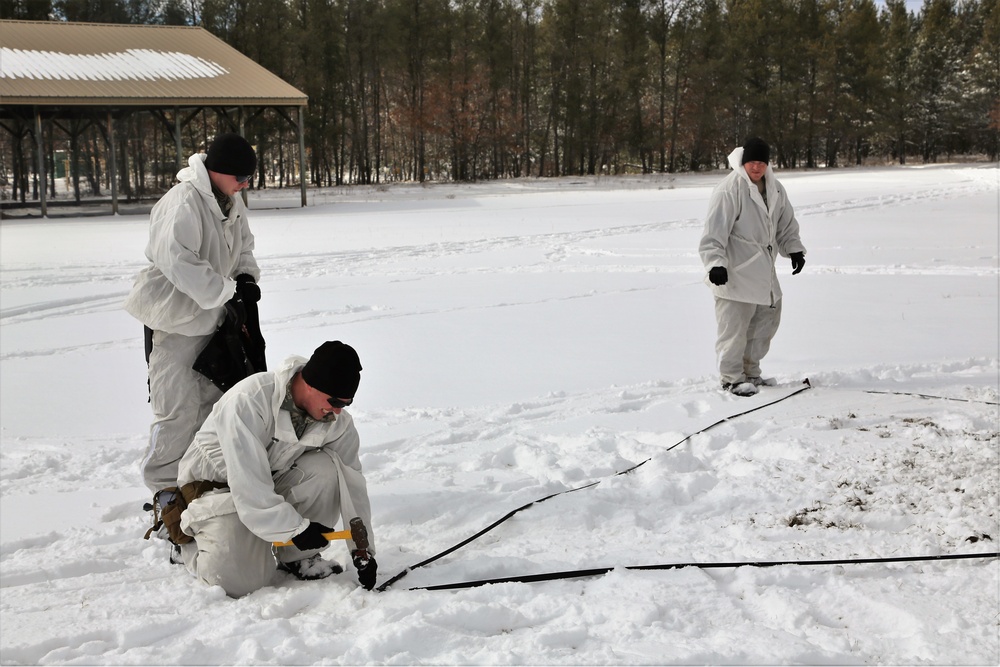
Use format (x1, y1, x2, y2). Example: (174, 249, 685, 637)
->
(174, 341, 377, 597)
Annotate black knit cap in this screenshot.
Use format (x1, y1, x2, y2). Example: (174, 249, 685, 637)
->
(204, 133, 257, 176)
(301, 341, 363, 400)
(741, 137, 770, 165)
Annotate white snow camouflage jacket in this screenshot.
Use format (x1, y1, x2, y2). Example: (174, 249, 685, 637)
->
(176, 356, 375, 553)
(699, 146, 806, 306)
(123, 153, 259, 336)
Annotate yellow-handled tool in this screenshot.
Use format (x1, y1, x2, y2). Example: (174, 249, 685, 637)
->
(272, 517, 370, 551)
(273, 529, 352, 547)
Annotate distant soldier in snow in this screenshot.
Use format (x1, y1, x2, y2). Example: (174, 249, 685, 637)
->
(174, 341, 377, 598)
(124, 133, 262, 494)
(699, 137, 806, 396)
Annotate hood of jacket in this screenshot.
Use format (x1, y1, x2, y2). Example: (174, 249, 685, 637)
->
(177, 153, 226, 219)
(271, 355, 307, 434)
(727, 146, 776, 200)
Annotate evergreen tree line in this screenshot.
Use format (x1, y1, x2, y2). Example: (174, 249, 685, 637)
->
(3, 0, 999, 191)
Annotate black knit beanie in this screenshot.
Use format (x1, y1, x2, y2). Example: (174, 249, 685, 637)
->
(204, 133, 257, 176)
(301, 341, 363, 399)
(741, 137, 770, 165)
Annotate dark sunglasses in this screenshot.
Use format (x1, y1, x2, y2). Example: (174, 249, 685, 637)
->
(327, 397, 353, 409)
(235, 174, 253, 184)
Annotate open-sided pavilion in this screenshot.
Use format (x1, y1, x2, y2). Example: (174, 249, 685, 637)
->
(0, 19, 308, 216)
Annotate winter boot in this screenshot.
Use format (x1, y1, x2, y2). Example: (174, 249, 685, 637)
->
(169, 543, 183, 565)
(723, 381, 759, 397)
(278, 554, 344, 581)
(746, 376, 777, 387)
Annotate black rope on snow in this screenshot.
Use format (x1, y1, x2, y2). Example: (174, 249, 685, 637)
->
(863, 389, 999, 405)
(375, 481, 601, 591)
(410, 551, 1000, 591)
(377, 380, 814, 592)
(652, 378, 813, 459)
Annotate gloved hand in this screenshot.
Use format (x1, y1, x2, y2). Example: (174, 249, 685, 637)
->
(353, 551, 378, 590)
(291, 521, 332, 550)
(235, 274, 261, 304)
(708, 266, 728, 286)
(224, 295, 246, 329)
(790, 252, 805, 275)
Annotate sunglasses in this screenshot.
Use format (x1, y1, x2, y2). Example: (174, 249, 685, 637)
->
(327, 397, 353, 409)
(235, 174, 253, 184)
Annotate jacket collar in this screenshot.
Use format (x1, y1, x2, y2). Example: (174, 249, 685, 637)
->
(177, 153, 230, 220)
(728, 146, 776, 206)
(274, 356, 308, 408)
(272, 356, 308, 441)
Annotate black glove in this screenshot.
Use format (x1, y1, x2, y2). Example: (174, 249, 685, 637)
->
(790, 252, 805, 275)
(235, 274, 261, 304)
(224, 295, 246, 329)
(291, 521, 332, 550)
(708, 266, 728, 286)
(353, 551, 378, 590)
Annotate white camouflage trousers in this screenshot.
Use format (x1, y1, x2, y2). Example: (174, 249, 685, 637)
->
(713, 296, 782, 385)
(179, 450, 343, 598)
(143, 330, 222, 493)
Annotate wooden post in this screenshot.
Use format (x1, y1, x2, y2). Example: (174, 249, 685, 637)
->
(35, 107, 47, 217)
(239, 117, 248, 207)
(107, 110, 119, 215)
(298, 106, 307, 207)
(174, 106, 183, 170)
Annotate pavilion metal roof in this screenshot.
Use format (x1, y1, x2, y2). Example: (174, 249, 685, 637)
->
(0, 19, 307, 107)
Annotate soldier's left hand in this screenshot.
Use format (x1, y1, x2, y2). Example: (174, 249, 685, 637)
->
(790, 252, 805, 275)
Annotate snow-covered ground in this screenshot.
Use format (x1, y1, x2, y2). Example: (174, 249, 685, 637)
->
(1, 163, 998, 665)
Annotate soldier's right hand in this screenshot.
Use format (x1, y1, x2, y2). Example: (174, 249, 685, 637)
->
(709, 266, 728, 286)
(235, 274, 261, 304)
(291, 522, 333, 550)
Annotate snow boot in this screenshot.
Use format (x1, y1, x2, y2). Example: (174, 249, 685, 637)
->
(169, 543, 183, 565)
(723, 381, 759, 397)
(278, 554, 344, 581)
(746, 376, 777, 387)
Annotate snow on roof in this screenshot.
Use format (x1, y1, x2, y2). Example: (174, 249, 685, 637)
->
(1, 47, 228, 81)
(0, 20, 306, 106)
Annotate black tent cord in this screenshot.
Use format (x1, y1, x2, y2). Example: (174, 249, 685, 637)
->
(377, 379, 814, 591)
(412, 551, 1000, 591)
(864, 389, 999, 405)
(377, 379, 998, 592)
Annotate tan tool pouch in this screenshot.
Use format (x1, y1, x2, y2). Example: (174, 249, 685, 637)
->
(143, 481, 228, 545)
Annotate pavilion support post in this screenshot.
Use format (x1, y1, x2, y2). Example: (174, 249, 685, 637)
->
(174, 107, 183, 170)
(298, 106, 307, 207)
(107, 110, 119, 215)
(34, 107, 47, 217)
(239, 117, 248, 206)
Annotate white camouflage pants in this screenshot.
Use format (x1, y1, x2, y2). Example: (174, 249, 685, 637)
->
(143, 330, 222, 493)
(714, 296, 782, 385)
(179, 450, 343, 598)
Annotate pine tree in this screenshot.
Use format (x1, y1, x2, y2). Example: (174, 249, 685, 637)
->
(911, 0, 962, 162)
(881, 0, 916, 163)
(970, 0, 1000, 159)
(1, 0, 53, 19)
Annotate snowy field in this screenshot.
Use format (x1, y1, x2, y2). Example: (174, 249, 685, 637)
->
(1, 163, 998, 665)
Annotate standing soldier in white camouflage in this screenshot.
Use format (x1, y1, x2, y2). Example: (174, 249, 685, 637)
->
(699, 137, 806, 396)
(124, 133, 262, 493)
